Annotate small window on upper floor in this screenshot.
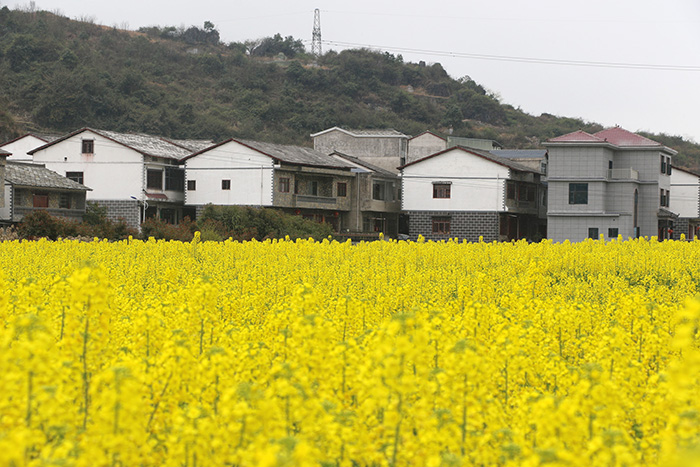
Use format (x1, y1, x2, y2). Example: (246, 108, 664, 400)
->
(147, 169, 163, 190)
(66, 171, 84, 184)
(432, 183, 451, 199)
(661, 155, 666, 174)
(569, 183, 588, 205)
(279, 177, 290, 193)
(337, 182, 347, 197)
(667, 158, 672, 175)
(187, 180, 196, 191)
(81, 139, 94, 155)
(222, 179, 231, 190)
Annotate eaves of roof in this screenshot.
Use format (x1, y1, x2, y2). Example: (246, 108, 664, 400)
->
(398, 146, 539, 174)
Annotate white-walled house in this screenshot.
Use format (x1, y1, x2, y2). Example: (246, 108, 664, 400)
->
(670, 166, 700, 240)
(400, 146, 543, 242)
(28, 128, 210, 228)
(0, 133, 59, 162)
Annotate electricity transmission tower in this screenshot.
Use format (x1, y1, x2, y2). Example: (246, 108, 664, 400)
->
(311, 9, 322, 58)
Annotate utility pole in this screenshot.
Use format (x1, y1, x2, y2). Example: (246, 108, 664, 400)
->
(311, 8, 322, 58)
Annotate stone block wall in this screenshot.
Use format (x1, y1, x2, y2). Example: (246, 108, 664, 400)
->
(93, 199, 141, 230)
(407, 211, 500, 242)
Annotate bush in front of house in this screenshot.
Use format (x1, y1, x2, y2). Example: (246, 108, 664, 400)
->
(17, 207, 138, 241)
(140, 216, 198, 241)
(197, 205, 334, 241)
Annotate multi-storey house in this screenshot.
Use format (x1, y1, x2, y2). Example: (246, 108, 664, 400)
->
(28, 128, 212, 229)
(544, 127, 677, 242)
(670, 166, 700, 240)
(311, 127, 410, 174)
(400, 146, 543, 242)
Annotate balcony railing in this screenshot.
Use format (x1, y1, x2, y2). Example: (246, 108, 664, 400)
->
(295, 194, 337, 205)
(608, 168, 639, 180)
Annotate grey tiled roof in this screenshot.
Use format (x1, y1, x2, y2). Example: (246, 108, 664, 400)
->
(237, 139, 355, 169)
(5, 162, 91, 191)
(165, 138, 215, 152)
(96, 129, 193, 160)
(490, 149, 547, 160)
(311, 126, 409, 138)
(331, 152, 398, 178)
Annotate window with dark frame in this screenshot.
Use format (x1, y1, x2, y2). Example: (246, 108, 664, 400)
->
(588, 227, 599, 239)
(146, 169, 163, 190)
(310, 180, 319, 196)
(165, 167, 185, 191)
(373, 182, 385, 201)
(294, 179, 300, 194)
(279, 177, 290, 193)
(221, 179, 231, 190)
(661, 155, 666, 174)
(608, 228, 619, 238)
(667, 159, 672, 175)
(81, 139, 94, 154)
(187, 180, 196, 191)
(506, 182, 516, 200)
(568, 183, 588, 204)
(660, 189, 666, 207)
(667, 189, 670, 206)
(59, 193, 71, 209)
(432, 217, 451, 235)
(432, 183, 451, 199)
(66, 171, 84, 184)
(337, 182, 347, 197)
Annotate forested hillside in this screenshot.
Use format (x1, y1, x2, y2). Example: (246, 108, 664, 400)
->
(1, 7, 699, 168)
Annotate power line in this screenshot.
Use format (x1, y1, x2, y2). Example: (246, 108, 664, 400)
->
(322, 40, 700, 72)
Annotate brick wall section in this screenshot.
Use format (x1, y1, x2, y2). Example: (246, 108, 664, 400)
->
(674, 217, 690, 241)
(93, 199, 141, 230)
(407, 211, 500, 242)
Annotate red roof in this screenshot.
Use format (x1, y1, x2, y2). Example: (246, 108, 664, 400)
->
(593, 127, 660, 147)
(547, 130, 604, 143)
(145, 192, 168, 200)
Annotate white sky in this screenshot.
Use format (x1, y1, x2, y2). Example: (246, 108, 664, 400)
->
(8, 0, 700, 143)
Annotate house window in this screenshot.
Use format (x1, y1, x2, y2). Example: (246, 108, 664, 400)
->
(337, 182, 347, 197)
(667, 159, 672, 175)
(667, 189, 670, 206)
(432, 217, 451, 235)
(432, 183, 451, 199)
(518, 184, 527, 201)
(568, 183, 588, 204)
(279, 177, 290, 193)
(373, 182, 385, 200)
(59, 193, 71, 209)
(147, 169, 163, 190)
(608, 228, 619, 238)
(588, 227, 599, 239)
(165, 167, 185, 191)
(660, 189, 666, 207)
(661, 155, 666, 174)
(81, 139, 94, 154)
(294, 179, 300, 194)
(506, 182, 516, 200)
(222, 179, 231, 190)
(609, 160, 613, 170)
(187, 180, 196, 191)
(310, 180, 319, 196)
(526, 186, 535, 202)
(33, 192, 49, 208)
(66, 171, 84, 184)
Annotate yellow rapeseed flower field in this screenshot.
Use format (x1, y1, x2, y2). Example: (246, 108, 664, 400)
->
(1, 235, 700, 466)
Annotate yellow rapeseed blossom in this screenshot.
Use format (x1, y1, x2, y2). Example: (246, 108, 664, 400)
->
(0, 236, 700, 465)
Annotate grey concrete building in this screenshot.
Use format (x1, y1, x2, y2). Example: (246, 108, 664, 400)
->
(311, 127, 409, 174)
(544, 127, 677, 242)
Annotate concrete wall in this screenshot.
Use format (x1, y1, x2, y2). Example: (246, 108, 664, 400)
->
(402, 148, 509, 212)
(548, 215, 632, 242)
(31, 130, 144, 200)
(185, 141, 275, 207)
(313, 130, 407, 173)
(407, 133, 446, 163)
(0, 185, 10, 221)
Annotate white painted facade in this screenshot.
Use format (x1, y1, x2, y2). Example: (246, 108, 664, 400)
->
(670, 167, 700, 219)
(401, 148, 508, 212)
(184, 140, 275, 207)
(1, 134, 51, 162)
(31, 130, 142, 199)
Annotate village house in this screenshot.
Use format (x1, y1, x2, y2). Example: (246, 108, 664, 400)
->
(406, 131, 503, 164)
(544, 127, 677, 242)
(1, 159, 90, 224)
(311, 127, 410, 174)
(183, 139, 401, 237)
(669, 166, 700, 240)
(0, 132, 60, 162)
(400, 146, 543, 242)
(27, 128, 212, 229)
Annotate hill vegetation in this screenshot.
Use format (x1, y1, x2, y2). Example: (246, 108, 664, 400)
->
(1, 6, 699, 168)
